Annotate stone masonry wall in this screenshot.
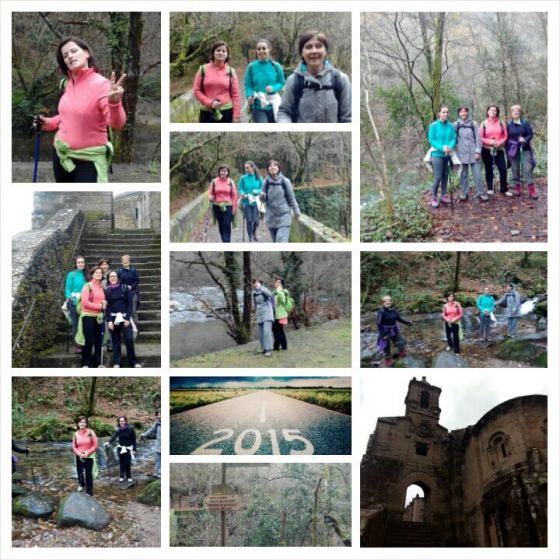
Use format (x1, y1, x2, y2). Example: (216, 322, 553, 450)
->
(137, 192, 161, 231)
(114, 192, 139, 230)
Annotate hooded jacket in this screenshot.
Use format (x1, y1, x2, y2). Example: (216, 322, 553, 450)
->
(262, 173, 301, 229)
(453, 118, 482, 164)
(253, 286, 274, 323)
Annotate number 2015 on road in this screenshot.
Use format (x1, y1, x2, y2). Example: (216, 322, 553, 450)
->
(192, 428, 315, 455)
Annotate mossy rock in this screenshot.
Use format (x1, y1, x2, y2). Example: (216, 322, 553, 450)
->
(13, 492, 54, 518)
(12, 472, 23, 482)
(534, 300, 547, 318)
(137, 479, 160, 506)
(87, 419, 114, 437)
(12, 483, 29, 497)
(497, 338, 543, 365)
(407, 293, 442, 313)
(394, 355, 426, 368)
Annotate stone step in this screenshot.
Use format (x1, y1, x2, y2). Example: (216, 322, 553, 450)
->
(55, 329, 160, 344)
(30, 342, 161, 368)
(81, 243, 161, 251)
(56, 318, 161, 332)
(82, 254, 161, 263)
(383, 522, 442, 547)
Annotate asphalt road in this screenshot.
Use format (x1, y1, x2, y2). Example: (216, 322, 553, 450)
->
(170, 390, 351, 455)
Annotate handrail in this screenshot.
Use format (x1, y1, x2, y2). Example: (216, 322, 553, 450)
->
(12, 213, 87, 355)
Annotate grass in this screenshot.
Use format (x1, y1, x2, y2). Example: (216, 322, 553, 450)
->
(270, 388, 351, 415)
(170, 389, 254, 414)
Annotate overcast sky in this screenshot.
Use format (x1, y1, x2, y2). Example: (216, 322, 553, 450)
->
(171, 376, 351, 389)
(359, 370, 548, 457)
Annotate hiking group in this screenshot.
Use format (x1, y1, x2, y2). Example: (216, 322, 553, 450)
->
(376, 283, 525, 367)
(207, 159, 301, 243)
(427, 104, 538, 208)
(252, 278, 295, 357)
(64, 254, 142, 368)
(192, 31, 352, 123)
(33, 36, 127, 183)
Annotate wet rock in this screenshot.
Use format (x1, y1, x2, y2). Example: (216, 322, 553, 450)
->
(513, 332, 547, 342)
(137, 479, 161, 506)
(57, 492, 111, 531)
(360, 347, 377, 361)
(394, 355, 426, 368)
(13, 492, 54, 518)
(432, 351, 469, 368)
(537, 318, 547, 331)
(497, 338, 546, 365)
(12, 484, 29, 497)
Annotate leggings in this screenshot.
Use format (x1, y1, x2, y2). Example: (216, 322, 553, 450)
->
(481, 148, 508, 193)
(81, 316, 102, 367)
(431, 156, 450, 199)
(110, 323, 138, 367)
(251, 108, 275, 123)
(213, 205, 233, 243)
(53, 148, 97, 183)
(76, 456, 94, 495)
(445, 322, 461, 354)
(272, 319, 288, 350)
(118, 450, 132, 479)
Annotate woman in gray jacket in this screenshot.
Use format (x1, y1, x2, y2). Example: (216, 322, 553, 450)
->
(252, 279, 274, 357)
(454, 106, 488, 202)
(277, 31, 351, 123)
(496, 283, 522, 338)
(260, 160, 301, 242)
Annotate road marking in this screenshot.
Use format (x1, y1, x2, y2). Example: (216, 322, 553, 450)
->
(259, 401, 266, 423)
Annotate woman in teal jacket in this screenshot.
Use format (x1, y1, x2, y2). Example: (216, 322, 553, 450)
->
(65, 255, 89, 347)
(238, 161, 264, 241)
(245, 39, 285, 123)
(428, 105, 457, 208)
(476, 286, 495, 342)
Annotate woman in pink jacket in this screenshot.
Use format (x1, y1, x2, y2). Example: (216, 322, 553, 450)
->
(193, 41, 240, 123)
(208, 164, 238, 242)
(442, 292, 463, 354)
(37, 36, 126, 183)
(480, 105, 512, 196)
(79, 266, 107, 368)
(72, 416, 98, 496)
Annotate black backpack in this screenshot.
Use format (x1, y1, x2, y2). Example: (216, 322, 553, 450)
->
(199, 64, 235, 97)
(263, 176, 289, 201)
(291, 69, 343, 121)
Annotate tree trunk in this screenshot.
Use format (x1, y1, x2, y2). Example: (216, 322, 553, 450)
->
(453, 251, 462, 292)
(86, 377, 97, 417)
(242, 252, 252, 337)
(431, 13, 446, 118)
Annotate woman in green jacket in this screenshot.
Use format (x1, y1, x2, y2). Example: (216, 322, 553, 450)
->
(272, 278, 290, 350)
(427, 105, 457, 208)
(238, 161, 264, 241)
(476, 286, 495, 342)
(65, 255, 89, 350)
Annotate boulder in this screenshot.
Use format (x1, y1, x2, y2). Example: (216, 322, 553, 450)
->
(57, 492, 111, 531)
(497, 338, 546, 365)
(12, 484, 29, 497)
(13, 492, 54, 518)
(137, 479, 161, 506)
(432, 351, 469, 368)
(394, 355, 426, 368)
(12, 472, 23, 482)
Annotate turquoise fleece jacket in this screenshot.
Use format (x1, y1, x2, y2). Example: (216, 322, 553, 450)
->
(65, 269, 87, 302)
(238, 173, 263, 205)
(477, 294, 495, 314)
(244, 60, 285, 110)
(428, 119, 457, 158)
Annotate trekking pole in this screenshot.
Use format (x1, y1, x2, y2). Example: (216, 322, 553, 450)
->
(448, 157, 455, 213)
(202, 202, 211, 243)
(32, 131, 41, 183)
(25, 451, 37, 491)
(242, 212, 246, 243)
(519, 144, 524, 202)
(99, 321, 106, 367)
(105, 444, 112, 483)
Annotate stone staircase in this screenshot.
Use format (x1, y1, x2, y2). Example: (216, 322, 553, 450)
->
(383, 520, 443, 547)
(31, 229, 161, 368)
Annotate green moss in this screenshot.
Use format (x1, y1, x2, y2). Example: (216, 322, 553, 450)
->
(535, 351, 547, 368)
(497, 338, 544, 365)
(137, 479, 161, 506)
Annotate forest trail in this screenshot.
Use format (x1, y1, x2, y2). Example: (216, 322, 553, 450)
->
(190, 208, 272, 243)
(171, 318, 351, 368)
(424, 178, 547, 242)
(170, 389, 351, 455)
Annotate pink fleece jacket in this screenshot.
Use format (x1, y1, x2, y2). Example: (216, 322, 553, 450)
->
(193, 63, 240, 120)
(80, 281, 106, 314)
(208, 177, 238, 213)
(72, 428, 98, 457)
(443, 302, 463, 323)
(42, 68, 126, 150)
(480, 117, 508, 149)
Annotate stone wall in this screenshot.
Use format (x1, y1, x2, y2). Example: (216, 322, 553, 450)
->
(114, 192, 139, 230)
(137, 192, 161, 231)
(12, 209, 86, 367)
(170, 192, 208, 242)
(290, 214, 349, 243)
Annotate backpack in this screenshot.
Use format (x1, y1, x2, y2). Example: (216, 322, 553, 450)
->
(455, 120, 476, 141)
(248, 60, 283, 89)
(282, 290, 295, 313)
(263, 176, 289, 200)
(292, 68, 343, 121)
(199, 63, 235, 97)
(482, 120, 505, 137)
(75, 282, 94, 315)
(211, 178, 234, 199)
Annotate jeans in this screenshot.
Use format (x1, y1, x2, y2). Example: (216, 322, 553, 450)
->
(251, 107, 275, 123)
(272, 319, 288, 350)
(481, 148, 508, 192)
(431, 156, 450, 199)
(508, 317, 520, 337)
(155, 452, 161, 477)
(257, 321, 273, 352)
(213, 204, 233, 242)
(199, 108, 233, 123)
(53, 148, 97, 183)
(479, 313, 492, 340)
(81, 316, 102, 367)
(509, 149, 534, 185)
(269, 226, 291, 243)
(76, 456, 94, 495)
(445, 322, 461, 353)
(460, 162, 484, 196)
(242, 204, 260, 240)
(110, 323, 137, 367)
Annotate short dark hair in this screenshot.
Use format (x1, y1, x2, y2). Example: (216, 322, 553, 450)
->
(210, 41, 230, 63)
(76, 415, 88, 429)
(274, 277, 285, 287)
(90, 266, 103, 277)
(486, 104, 500, 118)
(56, 36, 96, 75)
(117, 416, 128, 424)
(266, 159, 281, 173)
(457, 106, 469, 114)
(298, 31, 328, 55)
(217, 164, 230, 177)
(98, 258, 111, 267)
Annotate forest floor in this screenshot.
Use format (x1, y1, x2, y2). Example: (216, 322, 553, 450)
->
(423, 178, 547, 242)
(171, 318, 351, 368)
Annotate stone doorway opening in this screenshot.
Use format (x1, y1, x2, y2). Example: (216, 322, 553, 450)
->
(403, 483, 428, 522)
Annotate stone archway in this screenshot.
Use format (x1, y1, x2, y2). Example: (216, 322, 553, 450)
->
(403, 483, 426, 522)
(396, 474, 436, 523)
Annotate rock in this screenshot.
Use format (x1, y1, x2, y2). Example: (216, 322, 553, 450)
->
(514, 331, 547, 342)
(497, 338, 546, 366)
(537, 318, 547, 331)
(137, 479, 161, 506)
(360, 348, 377, 361)
(13, 492, 54, 518)
(394, 355, 426, 368)
(57, 492, 111, 531)
(12, 472, 23, 482)
(12, 484, 29, 497)
(432, 351, 469, 368)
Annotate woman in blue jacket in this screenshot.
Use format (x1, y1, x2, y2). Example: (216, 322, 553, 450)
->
(427, 105, 457, 208)
(238, 161, 264, 241)
(65, 255, 89, 349)
(245, 39, 285, 123)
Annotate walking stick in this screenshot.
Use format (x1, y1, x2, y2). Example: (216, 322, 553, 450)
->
(99, 321, 106, 368)
(519, 144, 524, 202)
(32, 131, 41, 183)
(202, 203, 211, 242)
(105, 444, 113, 483)
(448, 156, 455, 213)
(25, 452, 37, 491)
(242, 211, 246, 243)
(490, 148, 496, 195)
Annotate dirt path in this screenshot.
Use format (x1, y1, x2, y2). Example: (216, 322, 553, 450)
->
(424, 178, 547, 242)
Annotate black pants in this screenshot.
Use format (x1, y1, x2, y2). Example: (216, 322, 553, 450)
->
(111, 323, 137, 367)
(251, 107, 275, 123)
(118, 450, 132, 479)
(445, 322, 461, 354)
(383, 332, 406, 357)
(199, 108, 233, 123)
(76, 456, 94, 495)
(53, 148, 97, 183)
(81, 316, 102, 367)
(272, 320, 288, 350)
(481, 148, 507, 193)
(213, 204, 233, 242)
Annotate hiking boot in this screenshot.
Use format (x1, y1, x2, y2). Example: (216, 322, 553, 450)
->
(487, 189, 494, 195)
(528, 184, 538, 199)
(478, 194, 489, 202)
(134, 363, 143, 368)
(113, 364, 120, 368)
(446, 346, 452, 351)
(264, 351, 272, 357)
(77, 485, 84, 492)
(459, 193, 468, 201)
(502, 190, 513, 197)
(441, 195, 451, 204)
(431, 198, 439, 208)
(514, 183, 522, 196)
(119, 478, 124, 483)
(97, 364, 106, 368)
(127, 478, 133, 483)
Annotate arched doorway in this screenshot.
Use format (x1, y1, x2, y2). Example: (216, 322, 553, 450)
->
(403, 482, 428, 522)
